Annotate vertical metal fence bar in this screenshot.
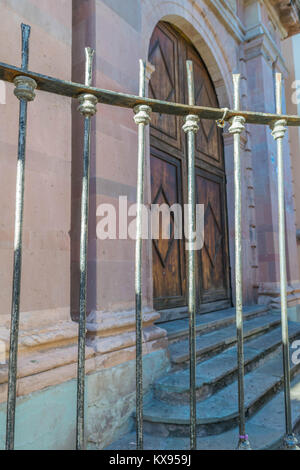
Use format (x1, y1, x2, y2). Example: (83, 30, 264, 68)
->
(6, 24, 37, 451)
(228, 75, 251, 450)
(76, 47, 98, 450)
(182, 60, 199, 450)
(133, 60, 151, 450)
(271, 73, 299, 450)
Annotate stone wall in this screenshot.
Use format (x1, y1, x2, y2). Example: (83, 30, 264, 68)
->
(0, 0, 72, 317)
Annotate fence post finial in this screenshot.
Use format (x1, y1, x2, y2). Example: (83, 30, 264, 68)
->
(21, 23, 30, 71)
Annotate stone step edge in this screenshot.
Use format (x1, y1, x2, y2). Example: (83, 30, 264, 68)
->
(143, 361, 300, 428)
(171, 316, 281, 364)
(106, 375, 300, 450)
(154, 326, 300, 401)
(165, 306, 269, 342)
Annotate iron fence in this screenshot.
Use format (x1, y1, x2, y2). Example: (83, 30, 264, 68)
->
(0, 23, 300, 450)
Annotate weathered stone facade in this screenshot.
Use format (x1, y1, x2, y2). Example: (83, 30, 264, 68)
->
(0, 0, 299, 449)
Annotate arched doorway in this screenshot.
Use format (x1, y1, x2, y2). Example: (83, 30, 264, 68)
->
(149, 21, 231, 314)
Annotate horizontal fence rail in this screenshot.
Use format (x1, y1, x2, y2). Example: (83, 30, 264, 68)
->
(1, 61, 300, 126)
(1, 23, 300, 450)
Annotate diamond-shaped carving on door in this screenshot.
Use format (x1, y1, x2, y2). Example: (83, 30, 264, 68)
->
(152, 184, 175, 268)
(203, 202, 223, 268)
(149, 41, 175, 102)
(149, 33, 177, 141)
(197, 83, 216, 142)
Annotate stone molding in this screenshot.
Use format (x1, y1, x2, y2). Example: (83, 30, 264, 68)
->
(206, 0, 245, 41)
(209, 0, 300, 43)
(86, 307, 160, 337)
(244, 26, 287, 74)
(258, 281, 300, 308)
(269, 0, 300, 37)
(0, 307, 167, 404)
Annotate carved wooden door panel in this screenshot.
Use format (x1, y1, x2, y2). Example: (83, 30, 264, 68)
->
(196, 170, 230, 304)
(149, 22, 231, 312)
(150, 149, 186, 308)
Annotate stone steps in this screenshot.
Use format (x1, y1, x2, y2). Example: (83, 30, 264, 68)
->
(154, 322, 300, 403)
(106, 373, 300, 450)
(142, 347, 300, 437)
(169, 312, 280, 366)
(106, 306, 300, 450)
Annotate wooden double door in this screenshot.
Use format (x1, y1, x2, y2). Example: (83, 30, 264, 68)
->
(149, 22, 231, 313)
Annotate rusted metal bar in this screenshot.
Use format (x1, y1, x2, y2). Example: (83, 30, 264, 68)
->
(133, 60, 151, 450)
(228, 75, 251, 451)
(76, 47, 98, 451)
(5, 24, 37, 451)
(271, 73, 299, 450)
(182, 61, 199, 450)
(1, 61, 300, 126)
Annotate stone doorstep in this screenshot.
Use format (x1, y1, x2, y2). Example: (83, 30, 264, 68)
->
(154, 322, 300, 402)
(161, 305, 269, 343)
(169, 312, 281, 364)
(155, 300, 232, 323)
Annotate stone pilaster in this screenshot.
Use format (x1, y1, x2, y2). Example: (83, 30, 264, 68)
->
(243, 9, 300, 315)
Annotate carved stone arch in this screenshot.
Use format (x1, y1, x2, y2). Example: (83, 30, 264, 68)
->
(140, 1, 233, 110)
